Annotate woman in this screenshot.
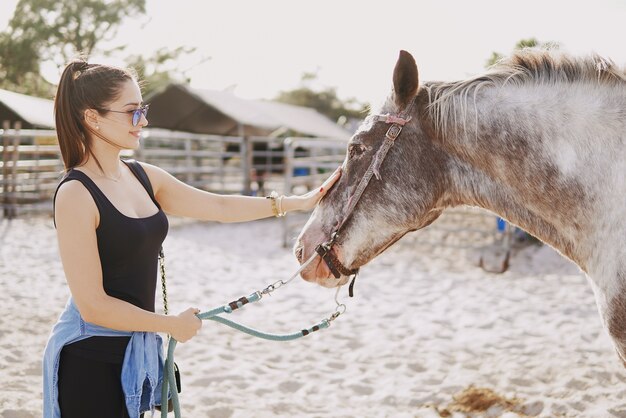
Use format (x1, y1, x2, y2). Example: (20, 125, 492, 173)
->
(42, 59, 341, 418)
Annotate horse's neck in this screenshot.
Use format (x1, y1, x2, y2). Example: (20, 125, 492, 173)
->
(434, 84, 626, 275)
(446, 159, 589, 268)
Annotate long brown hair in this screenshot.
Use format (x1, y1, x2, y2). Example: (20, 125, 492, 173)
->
(54, 59, 137, 170)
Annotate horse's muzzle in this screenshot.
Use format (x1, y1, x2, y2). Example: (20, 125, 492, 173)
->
(295, 243, 351, 287)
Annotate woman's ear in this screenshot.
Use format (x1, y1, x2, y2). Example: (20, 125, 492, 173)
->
(83, 109, 100, 130)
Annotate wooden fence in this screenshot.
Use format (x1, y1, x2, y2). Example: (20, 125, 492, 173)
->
(0, 123, 63, 217)
(0, 126, 342, 218)
(136, 128, 296, 196)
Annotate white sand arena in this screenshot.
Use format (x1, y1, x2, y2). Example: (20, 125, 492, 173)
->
(1, 211, 624, 417)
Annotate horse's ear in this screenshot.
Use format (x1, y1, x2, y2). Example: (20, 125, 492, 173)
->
(392, 50, 419, 108)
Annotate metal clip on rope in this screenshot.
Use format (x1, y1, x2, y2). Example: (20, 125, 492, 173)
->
(161, 251, 346, 418)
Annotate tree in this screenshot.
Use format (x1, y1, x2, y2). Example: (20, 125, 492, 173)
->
(486, 38, 560, 68)
(274, 73, 369, 125)
(0, 0, 146, 97)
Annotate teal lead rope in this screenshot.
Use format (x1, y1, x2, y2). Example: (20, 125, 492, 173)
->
(160, 251, 348, 418)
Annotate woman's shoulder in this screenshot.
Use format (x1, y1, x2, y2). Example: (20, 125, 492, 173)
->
(55, 177, 98, 217)
(56, 174, 91, 198)
(54, 179, 99, 230)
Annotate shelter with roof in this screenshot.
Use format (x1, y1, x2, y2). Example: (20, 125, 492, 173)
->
(145, 84, 350, 138)
(0, 89, 55, 129)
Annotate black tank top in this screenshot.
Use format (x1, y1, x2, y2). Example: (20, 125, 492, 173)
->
(54, 159, 169, 363)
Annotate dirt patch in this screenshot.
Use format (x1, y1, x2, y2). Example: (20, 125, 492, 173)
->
(453, 386, 520, 411)
(436, 385, 524, 416)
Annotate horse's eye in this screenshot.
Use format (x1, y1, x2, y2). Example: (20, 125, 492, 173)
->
(348, 143, 366, 159)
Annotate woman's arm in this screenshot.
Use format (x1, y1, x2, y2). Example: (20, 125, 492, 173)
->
(141, 162, 341, 222)
(54, 181, 201, 342)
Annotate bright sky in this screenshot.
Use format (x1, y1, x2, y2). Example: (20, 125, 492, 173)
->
(1, 0, 625, 105)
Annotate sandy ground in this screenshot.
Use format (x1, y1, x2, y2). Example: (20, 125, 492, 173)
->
(1, 210, 625, 418)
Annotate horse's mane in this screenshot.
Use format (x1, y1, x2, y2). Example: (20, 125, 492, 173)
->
(423, 49, 626, 136)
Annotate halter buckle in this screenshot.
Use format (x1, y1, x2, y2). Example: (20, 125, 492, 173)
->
(385, 124, 403, 140)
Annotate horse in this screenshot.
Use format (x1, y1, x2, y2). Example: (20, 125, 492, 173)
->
(294, 49, 626, 365)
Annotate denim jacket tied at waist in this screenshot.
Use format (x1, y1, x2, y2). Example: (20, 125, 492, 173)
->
(42, 297, 166, 418)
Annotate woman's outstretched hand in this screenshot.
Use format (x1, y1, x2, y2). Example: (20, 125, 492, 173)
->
(287, 166, 342, 212)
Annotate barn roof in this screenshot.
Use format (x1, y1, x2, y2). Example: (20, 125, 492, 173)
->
(0, 89, 55, 129)
(146, 84, 350, 138)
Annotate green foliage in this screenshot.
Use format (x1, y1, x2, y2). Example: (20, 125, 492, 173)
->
(514, 38, 540, 50)
(0, 0, 147, 97)
(486, 37, 560, 68)
(0, 0, 146, 97)
(485, 51, 505, 69)
(0, 29, 52, 96)
(274, 74, 369, 124)
(9, 0, 145, 61)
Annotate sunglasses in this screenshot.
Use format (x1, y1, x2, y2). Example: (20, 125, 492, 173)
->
(104, 104, 149, 126)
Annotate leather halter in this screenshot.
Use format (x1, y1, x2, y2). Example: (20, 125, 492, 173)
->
(314, 99, 415, 283)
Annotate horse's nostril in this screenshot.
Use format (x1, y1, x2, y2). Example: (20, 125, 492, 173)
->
(295, 246, 304, 263)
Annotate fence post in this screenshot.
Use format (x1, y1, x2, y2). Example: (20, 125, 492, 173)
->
(218, 136, 225, 191)
(241, 136, 252, 195)
(184, 137, 192, 184)
(282, 138, 296, 248)
(2, 120, 9, 218)
(8, 121, 21, 218)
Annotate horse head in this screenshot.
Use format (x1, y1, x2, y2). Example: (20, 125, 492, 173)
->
(294, 51, 449, 287)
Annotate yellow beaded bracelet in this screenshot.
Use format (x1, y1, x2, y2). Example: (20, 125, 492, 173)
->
(266, 191, 286, 217)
